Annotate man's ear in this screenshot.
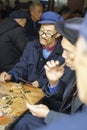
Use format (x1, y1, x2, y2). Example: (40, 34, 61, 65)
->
(30, 10, 34, 17)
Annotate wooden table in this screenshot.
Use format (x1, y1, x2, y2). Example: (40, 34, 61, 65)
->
(0, 82, 45, 130)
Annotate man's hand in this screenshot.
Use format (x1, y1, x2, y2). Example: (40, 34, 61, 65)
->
(26, 102, 50, 118)
(44, 60, 64, 86)
(32, 80, 39, 87)
(0, 72, 12, 83)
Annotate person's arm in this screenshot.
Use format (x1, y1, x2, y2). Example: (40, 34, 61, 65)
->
(26, 102, 70, 125)
(42, 60, 65, 95)
(26, 103, 50, 118)
(8, 43, 32, 82)
(44, 60, 64, 86)
(47, 82, 59, 94)
(44, 110, 70, 125)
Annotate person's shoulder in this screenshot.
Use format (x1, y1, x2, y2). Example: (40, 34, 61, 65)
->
(0, 18, 19, 36)
(7, 26, 23, 36)
(58, 111, 87, 130)
(41, 111, 87, 130)
(13, 26, 24, 32)
(0, 18, 12, 23)
(25, 39, 39, 48)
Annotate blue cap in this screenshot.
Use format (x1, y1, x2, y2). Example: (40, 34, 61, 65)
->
(65, 12, 87, 41)
(38, 11, 64, 24)
(9, 10, 28, 19)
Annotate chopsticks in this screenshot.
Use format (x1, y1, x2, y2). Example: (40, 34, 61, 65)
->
(18, 77, 32, 85)
(18, 83, 32, 104)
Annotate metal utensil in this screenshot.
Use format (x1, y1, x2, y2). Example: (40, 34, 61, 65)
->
(18, 77, 32, 85)
(57, 62, 66, 71)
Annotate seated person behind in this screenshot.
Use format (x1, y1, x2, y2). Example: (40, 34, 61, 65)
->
(24, 1, 43, 41)
(0, 10, 29, 72)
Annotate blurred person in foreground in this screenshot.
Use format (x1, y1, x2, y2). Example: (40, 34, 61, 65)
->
(58, 5, 72, 20)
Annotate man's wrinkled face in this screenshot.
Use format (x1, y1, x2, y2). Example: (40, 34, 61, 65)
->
(74, 36, 87, 105)
(39, 24, 58, 48)
(62, 37, 75, 69)
(31, 5, 43, 21)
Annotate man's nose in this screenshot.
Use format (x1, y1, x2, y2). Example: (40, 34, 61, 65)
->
(41, 33, 47, 38)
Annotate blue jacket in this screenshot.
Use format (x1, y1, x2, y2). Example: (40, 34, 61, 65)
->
(43, 110, 87, 130)
(9, 38, 64, 87)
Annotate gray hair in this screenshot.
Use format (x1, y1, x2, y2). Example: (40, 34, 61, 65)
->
(29, 1, 43, 12)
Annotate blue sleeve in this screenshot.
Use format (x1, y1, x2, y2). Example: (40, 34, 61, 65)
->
(48, 82, 59, 94)
(8, 70, 19, 82)
(8, 43, 32, 82)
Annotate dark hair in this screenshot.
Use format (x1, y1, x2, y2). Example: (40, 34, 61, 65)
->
(58, 5, 71, 15)
(72, 9, 82, 17)
(19, 1, 33, 10)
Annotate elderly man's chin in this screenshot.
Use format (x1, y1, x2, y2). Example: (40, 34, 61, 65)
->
(40, 38, 47, 46)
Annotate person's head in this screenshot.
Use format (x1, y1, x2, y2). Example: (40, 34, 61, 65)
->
(70, 13, 87, 104)
(66, 12, 87, 105)
(9, 10, 28, 27)
(19, 1, 33, 12)
(72, 10, 82, 18)
(38, 11, 64, 49)
(58, 5, 72, 20)
(29, 2, 43, 22)
(61, 37, 75, 69)
(55, 17, 83, 69)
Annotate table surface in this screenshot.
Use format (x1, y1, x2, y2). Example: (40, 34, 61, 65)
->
(0, 82, 45, 130)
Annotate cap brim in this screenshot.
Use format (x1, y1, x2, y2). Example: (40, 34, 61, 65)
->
(55, 21, 78, 44)
(38, 20, 55, 24)
(65, 23, 81, 31)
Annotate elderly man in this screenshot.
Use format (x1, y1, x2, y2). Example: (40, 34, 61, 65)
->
(0, 11, 64, 88)
(24, 1, 43, 41)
